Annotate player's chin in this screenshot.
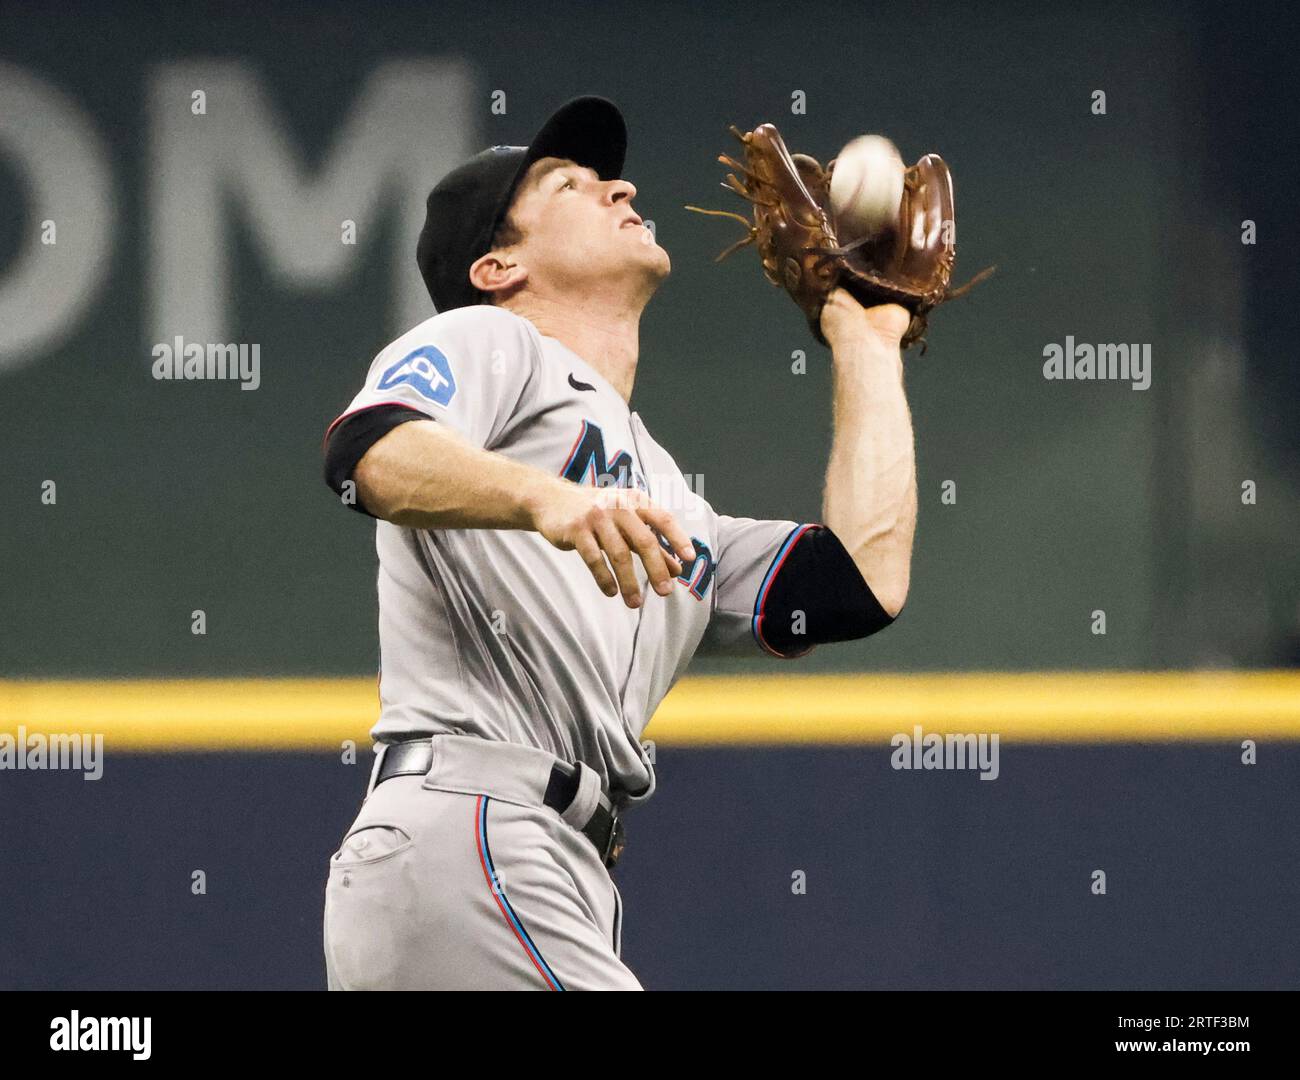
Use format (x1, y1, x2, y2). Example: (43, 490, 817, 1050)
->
(636, 238, 671, 279)
(610, 239, 669, 290)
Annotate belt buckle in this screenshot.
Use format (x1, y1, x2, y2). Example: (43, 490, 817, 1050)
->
(603, 815, 626, 870)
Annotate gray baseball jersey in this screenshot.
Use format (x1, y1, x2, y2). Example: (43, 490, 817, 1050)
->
(330, 305, 814, 806)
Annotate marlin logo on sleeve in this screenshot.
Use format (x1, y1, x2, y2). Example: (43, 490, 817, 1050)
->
(377, 346, 457, 405)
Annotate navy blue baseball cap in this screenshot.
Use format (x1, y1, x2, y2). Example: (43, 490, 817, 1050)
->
(416, 96, 627, 313)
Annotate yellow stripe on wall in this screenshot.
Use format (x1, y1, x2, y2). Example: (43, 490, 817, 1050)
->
(1, 672, 1297, 750)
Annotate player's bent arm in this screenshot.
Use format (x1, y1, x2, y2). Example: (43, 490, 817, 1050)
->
(818, 290, 917, 618)
(349, 419, 696, 609)
(354, 418, 551, 530)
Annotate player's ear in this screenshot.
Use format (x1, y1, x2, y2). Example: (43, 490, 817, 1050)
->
(469, 250, 528, 297)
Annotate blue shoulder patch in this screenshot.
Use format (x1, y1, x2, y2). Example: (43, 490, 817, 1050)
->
(376, 346, 457, 406)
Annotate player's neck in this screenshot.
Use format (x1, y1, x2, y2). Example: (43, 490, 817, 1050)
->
(505, 294, 641, 402)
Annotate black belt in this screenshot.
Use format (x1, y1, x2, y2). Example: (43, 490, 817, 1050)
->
(374, 738, 626, 870)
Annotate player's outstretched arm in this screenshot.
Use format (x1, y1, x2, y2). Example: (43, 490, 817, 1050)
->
(818, 289, 918, 618)
(353, 419, 695, 609)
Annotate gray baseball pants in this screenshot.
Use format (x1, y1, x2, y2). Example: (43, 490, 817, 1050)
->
(323, 733, 642, 990)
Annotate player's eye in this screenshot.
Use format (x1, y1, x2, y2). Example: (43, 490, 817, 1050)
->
(559, 177, 576, 191)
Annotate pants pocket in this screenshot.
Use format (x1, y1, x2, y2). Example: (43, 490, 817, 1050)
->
(324, 824, 418, 989)
(332, 824, 413, 867)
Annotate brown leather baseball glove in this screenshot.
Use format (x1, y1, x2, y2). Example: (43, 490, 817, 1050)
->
(687, 122, 991, 349)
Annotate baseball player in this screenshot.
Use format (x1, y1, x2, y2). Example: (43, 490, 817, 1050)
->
(320, 96, 924, 990)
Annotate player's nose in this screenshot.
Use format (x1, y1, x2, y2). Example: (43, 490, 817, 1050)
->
(605, 178, 637, 205)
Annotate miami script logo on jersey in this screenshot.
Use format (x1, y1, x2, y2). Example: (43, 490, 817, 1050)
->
(561, 420, 647, 491)
(561, 420, 714, 600)
(377, 345, 456, 406)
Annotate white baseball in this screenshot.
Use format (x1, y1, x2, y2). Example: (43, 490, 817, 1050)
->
(829, 134, 905, 241)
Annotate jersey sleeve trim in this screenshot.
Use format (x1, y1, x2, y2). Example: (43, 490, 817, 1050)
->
(322, 403, 431, 516)
(750, 524, 819, 659)
(322, 399, 431, 449)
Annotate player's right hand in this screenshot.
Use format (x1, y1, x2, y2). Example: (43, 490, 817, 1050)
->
(529, 482, 696, 608)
